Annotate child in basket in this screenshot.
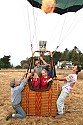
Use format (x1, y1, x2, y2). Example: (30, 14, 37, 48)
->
(40, 69, 52, 89)
(31, 72, 41, 90)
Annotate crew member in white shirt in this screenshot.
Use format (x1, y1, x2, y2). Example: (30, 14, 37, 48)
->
(55, 65, 81, 115)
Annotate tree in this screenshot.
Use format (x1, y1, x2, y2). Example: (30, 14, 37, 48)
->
(61, 48, 69, 61)
(0, 59, 4, 69)
(0, 55, 11, 68)
(15, 65, 22, 69)
(79, 53, 83, 68)
(20, 60, 29, 69)
(69, 46, 82, 65)
(53, 51, 62, 62)
(20, 60, 27, 67)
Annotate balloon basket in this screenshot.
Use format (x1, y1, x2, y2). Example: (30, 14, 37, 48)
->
(21, 80, 61, 116)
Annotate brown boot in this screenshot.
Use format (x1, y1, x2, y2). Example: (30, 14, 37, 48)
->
(6, 113, 12, 121)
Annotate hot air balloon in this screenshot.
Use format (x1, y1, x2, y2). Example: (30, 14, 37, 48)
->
(21, 0, 83, 117)
(27, 0, 83, 14)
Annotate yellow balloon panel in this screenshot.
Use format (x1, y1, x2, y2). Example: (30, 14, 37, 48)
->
(41, 0, 56, 13)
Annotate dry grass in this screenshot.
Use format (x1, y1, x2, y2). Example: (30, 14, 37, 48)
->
(0, 69, 83, 125)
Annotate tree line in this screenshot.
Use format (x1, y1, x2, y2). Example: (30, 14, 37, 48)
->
(0, 46, 83, 69)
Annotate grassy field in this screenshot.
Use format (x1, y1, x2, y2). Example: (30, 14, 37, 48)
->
(0, 69, 83, 125)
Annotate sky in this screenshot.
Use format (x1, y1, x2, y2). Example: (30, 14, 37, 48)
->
(0, 0, 83, 66)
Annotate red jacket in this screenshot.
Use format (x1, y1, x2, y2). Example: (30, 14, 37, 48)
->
(31, 77, 41, 90)
(40, 76, 50, 89)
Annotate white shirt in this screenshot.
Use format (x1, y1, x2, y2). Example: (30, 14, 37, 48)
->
(62, 74, 77, 93)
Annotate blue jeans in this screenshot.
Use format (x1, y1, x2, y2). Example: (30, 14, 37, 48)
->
(12, 104, 26, 118)
(56, 90, 70, 115)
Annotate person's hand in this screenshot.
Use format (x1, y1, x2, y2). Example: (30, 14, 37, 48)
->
(26, 73, 32, 80)
(53, 77, 58, 80)
(47, 78, 52, 82)
(50, 52, 53, 57)
(23, 72, 28, 78)
(32, 52, 34, 57)
(40, 56, 43, 60)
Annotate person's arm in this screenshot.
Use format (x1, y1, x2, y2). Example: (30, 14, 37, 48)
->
(18, 72, 28, 83)
(55, 77, 67, 81)
(47, 78, 53, 82)
(17, 73, 32, 91)
(49, 52, 53, 57)
(40, 56, 47, 65)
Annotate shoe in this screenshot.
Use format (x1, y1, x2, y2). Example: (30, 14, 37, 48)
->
(6, 113, 12, 121)
(55, 113, 64, 119)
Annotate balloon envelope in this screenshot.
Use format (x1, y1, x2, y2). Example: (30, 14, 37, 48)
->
(27, 0, 83, 14)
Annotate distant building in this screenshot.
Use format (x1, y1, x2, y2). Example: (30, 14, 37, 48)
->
(56, 61, 74, 69)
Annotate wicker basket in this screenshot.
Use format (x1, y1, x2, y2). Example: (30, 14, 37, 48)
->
(21, 80, 61, 116)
